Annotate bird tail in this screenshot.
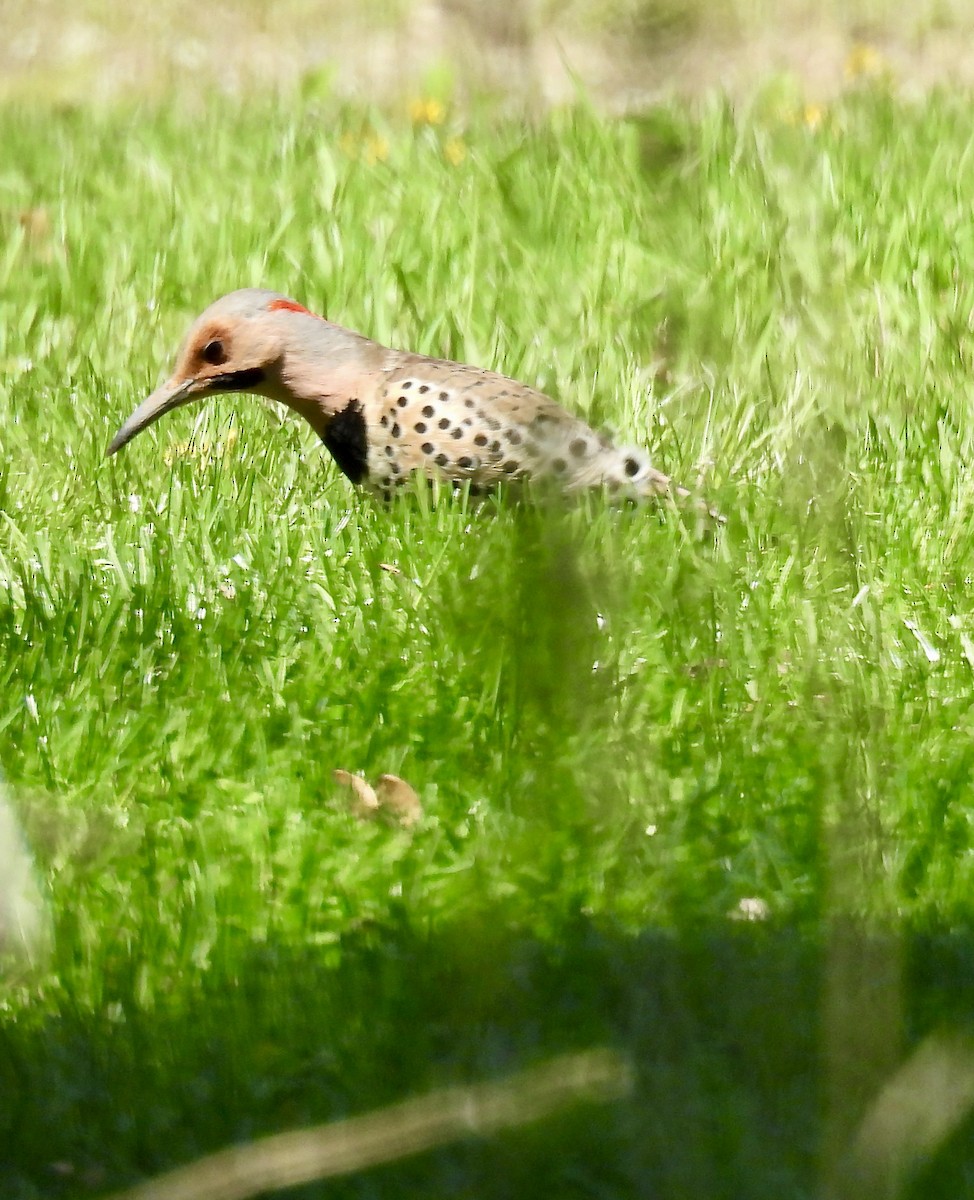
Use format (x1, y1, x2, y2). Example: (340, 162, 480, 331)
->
(582, 443, 720, 519)
(532, 422, 717, 515)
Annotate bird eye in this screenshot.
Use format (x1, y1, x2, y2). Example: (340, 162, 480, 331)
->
(201, 339, 226, 366)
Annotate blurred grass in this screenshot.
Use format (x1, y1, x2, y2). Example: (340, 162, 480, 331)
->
(4, 71, 974, 1197)
(6, 0, 974, 106)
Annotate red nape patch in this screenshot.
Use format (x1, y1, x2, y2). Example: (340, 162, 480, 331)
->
(268, 298, 322, 318)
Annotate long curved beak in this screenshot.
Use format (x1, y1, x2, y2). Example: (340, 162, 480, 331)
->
(107, 377, 200, 456)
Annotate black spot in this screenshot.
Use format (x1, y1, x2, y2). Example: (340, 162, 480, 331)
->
(397, 395, 408, 407)
(458, 456, 474, 470)
(489, 440, 502, 453)
(462, 417, 473, 426)
(385, 445, 394, 456)
(390, 462, 401, 475)
(474, 433, 488, 447)
(570, 438, 588, 457)
(485, 417, 501, 431)
(380, 415, 389, 428)
(391, 423, 401, 438)
(435, 453, 449, 467)
(323, 399, 369, 484)
(502, 460, 519, 473)
(418, 384, 429, 394)
(414, 422, 427, 434)
(625, 456, 640, 477)
(507, 430, 522, 446)
(464, 397, 475, 408)
(450, 428, 463, 440)
(553, 458, 567, 473)
(422, 405, 435, 418)
(401, 381, 413, 389)
(440, 391, 449, 401)
(438, 418, 450, 430)
(421, 442, 435, 455)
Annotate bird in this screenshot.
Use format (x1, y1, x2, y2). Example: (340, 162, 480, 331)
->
(107, 288, 685, 503)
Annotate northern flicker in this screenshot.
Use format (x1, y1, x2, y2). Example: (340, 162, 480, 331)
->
(108, 289, 682, 501)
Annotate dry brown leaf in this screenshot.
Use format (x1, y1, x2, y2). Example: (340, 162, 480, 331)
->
(332, 770, 422, 827)
(332, 769, 379, 818)
(19, 207, 50, 240)
(375, 774, 422, 826)
(17, 207, 54, 261)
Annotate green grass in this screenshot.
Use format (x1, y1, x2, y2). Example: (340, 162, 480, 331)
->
(4, 81, 974, 1197)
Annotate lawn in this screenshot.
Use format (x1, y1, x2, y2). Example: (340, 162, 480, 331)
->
(3, 77, 974, 1197)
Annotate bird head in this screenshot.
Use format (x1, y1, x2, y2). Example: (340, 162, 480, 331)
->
(107, 289, 333, 455)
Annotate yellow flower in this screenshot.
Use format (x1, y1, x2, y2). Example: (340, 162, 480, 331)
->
(338, 130, 391, 164)
(845, 43, 885, 80)
(164, 439, 193, 466)
(802, 104, 825, 131)
(443, 137, 467, 166)
(162, 427, 239, 467)
(364, 134, 389, 165)
(409, 97, 445, 126)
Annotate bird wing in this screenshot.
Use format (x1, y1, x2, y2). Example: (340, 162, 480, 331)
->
(367, 356, 631, 492)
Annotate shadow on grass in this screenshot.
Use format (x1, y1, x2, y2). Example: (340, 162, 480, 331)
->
(4, 916, 974, 1200)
